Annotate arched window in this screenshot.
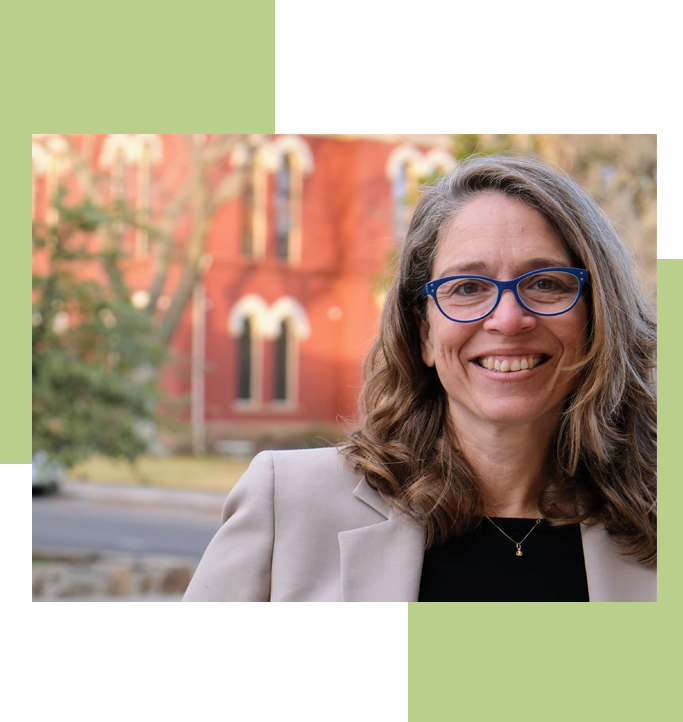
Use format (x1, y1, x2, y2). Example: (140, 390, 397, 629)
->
(99, 134, 163, 256)
(268, 296, 311, 407)
(228, 295, 309, 408)
(265, 136, 313, 264)
(231, 135, 312, 263)
(386, 145, 456, 243)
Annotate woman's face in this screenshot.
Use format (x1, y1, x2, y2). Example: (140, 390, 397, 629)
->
(420, 191, 589, 430)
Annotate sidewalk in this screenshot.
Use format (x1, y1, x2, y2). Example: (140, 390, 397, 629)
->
(60, 478, 227, 515)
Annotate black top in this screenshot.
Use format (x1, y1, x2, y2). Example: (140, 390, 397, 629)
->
(418, 517, 589, 602)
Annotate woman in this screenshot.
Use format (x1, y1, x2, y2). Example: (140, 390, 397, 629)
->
(183, 155, 656, 602)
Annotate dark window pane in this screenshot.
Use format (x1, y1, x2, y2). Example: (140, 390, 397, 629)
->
(237, 318, 252, 400)
(275, 154, 291, 259)
(274, 319, 288, 400)
(242, 146, 255, 256)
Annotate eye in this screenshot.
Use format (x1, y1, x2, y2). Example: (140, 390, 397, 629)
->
(436, 278, 496, 308)
(531, 275, 566, 292)
(452, 281, 486, 296)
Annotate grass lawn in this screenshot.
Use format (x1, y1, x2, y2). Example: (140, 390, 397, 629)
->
(68, 455, 253, 494)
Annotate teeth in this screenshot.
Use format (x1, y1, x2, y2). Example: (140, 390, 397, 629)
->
(477, 355, 544, 372)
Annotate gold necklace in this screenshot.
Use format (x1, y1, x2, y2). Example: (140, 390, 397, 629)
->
(485, 517, 542, 557)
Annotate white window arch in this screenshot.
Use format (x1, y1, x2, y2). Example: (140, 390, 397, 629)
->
(228, 294, 270, 406)
(267, 136, 314, 174)
(268, 296, 311, 339)
(386, 145, 456, 242)
(385, 144, 424, 182)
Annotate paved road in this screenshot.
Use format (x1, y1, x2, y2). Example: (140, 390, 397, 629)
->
(33, 494, 222, 559)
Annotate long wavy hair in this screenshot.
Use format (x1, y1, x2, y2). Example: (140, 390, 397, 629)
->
(340, 155, 656, 566)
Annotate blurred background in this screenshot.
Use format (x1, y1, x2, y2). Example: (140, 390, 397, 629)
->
(31, 133, 657, 601)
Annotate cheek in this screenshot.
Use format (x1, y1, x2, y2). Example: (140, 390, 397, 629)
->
(564, 306, 589, 360)
(429, 322, 471, 367)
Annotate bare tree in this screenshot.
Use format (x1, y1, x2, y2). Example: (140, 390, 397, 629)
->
(31, 134, 249, 462)
(43, 133, 248, 347)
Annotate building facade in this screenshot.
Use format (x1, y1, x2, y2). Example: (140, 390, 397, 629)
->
(32, 134, 455, 451)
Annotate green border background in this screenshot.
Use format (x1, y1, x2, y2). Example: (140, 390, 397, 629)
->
(10, 2, 681, 721)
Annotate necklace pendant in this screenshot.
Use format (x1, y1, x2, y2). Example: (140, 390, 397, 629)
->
(516, 546, 523, 557)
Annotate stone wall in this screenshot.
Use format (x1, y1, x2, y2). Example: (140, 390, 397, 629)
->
(33, 550, 198, 600)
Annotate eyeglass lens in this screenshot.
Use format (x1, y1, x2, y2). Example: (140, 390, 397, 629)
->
(435, 271, 580, 321)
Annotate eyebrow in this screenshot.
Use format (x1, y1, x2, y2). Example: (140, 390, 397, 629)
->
(437, 257, 572, 278)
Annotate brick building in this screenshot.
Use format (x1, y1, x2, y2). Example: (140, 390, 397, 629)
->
(32, 134, 456, 452)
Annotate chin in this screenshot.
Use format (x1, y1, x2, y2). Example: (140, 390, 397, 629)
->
(483, 412, 548, 427)
(456, 400, 561, 428)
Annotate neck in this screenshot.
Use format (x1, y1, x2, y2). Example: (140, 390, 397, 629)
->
(450, 405, 559, 518)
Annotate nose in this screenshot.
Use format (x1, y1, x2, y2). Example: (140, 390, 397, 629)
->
(482, 289, 537, 335)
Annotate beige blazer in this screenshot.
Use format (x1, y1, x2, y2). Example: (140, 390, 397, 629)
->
(182, 447, 656, 602)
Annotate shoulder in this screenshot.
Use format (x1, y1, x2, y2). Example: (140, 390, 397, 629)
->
(247, 446, 361, 502)
(264, 446, 356, 481)
(233, 446, 359, 496)
(236, 446, 385, 530)
(580, 522, 657, 602)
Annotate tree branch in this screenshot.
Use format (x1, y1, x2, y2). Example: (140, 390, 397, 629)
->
(158, 143, 211, 346)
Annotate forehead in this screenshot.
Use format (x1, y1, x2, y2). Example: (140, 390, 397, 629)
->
(434, 192, 571, 278)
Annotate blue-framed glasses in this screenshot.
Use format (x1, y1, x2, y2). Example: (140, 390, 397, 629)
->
(421, 267, 589, 323)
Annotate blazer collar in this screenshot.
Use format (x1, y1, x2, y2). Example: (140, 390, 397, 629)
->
(351, 475, 395, 518)
(338, 478, 425, 601)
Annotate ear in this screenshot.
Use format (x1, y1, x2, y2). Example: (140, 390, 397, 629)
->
(418, 312, 436, 368)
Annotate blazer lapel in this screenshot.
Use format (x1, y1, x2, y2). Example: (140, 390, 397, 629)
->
(338, 481, 656, 602)
(581, 522, 657, 602)
(339, 479, 425, 601)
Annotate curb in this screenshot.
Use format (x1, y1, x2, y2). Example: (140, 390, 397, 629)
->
(60, 479, 227, 514)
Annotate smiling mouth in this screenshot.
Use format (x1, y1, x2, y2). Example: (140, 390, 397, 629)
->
(475, 354, 549, 373)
